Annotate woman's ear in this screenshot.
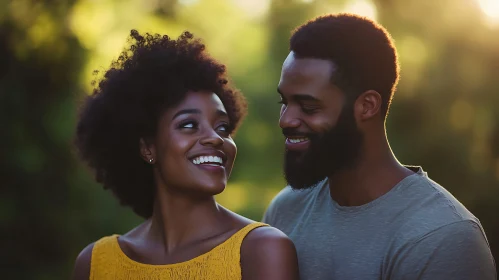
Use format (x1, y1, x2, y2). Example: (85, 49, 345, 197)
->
(139, 138, 156, 164)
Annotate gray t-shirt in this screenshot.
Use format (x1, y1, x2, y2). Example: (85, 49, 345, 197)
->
(263, 167, 496, 280)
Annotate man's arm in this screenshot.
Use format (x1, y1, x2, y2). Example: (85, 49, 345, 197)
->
(390, 220, 496, 280)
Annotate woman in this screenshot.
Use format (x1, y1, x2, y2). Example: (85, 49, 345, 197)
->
(71, 30, 299, 279)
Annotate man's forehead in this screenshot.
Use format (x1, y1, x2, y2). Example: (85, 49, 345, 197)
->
(282, 51, 336, 80)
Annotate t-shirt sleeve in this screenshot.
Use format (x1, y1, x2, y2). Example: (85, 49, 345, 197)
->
(390, 220, 496, 280)
(262, 187, 292, 226)
(262, 196, 278, 225)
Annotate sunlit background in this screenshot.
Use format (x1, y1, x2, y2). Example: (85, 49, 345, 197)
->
(1, 0, 498, 278)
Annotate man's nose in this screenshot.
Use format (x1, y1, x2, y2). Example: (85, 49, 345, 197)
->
(279, 106, 301, 129)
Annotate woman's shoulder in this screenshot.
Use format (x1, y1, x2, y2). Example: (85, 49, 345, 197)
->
(70, 223, 142, 280)
(221, 205, 292, 244)
(71, 231, 130, 280)
(240, 226, 299, 280)
(241, 226, 295, 256)
(71, 242, 95, 280)
(221, 207, 298, 279)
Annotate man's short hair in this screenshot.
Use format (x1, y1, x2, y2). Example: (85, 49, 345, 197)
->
(290, 13, 399, 118)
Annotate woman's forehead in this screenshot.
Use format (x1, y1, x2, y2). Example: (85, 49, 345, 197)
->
(179, 91, 225, 110)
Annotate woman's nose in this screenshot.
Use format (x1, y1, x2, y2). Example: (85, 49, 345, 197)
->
(199, 129, 224, 147)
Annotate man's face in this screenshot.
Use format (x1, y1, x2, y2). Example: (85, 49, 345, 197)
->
(278, 52, 364, 190)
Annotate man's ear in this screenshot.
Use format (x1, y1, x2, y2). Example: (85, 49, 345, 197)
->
(139, 138, 156, 164)
(354, 90, 382, 121)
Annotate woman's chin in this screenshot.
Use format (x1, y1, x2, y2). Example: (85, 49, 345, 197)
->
(197, 181, 226, 196)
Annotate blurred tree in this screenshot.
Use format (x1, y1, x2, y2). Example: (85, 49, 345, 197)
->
(0, 1, 87, 278)
(1, 0, 497, 278)
(372, 0, 499, 266)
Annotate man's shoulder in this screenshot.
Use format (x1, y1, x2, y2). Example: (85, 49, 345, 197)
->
(268, 183, 323, 209)
(423, 175, 477, 220)
(263, 180, 326, 226)
(270, 186, 300, 204)
(383, 172, 494, 272)
(393, 173, 481, 242)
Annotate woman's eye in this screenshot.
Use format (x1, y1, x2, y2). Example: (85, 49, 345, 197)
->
(179, 121, 197, 129)
(217, 124, 231, 133)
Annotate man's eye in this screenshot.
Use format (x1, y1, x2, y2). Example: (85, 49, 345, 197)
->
(302, 107, 318, 114)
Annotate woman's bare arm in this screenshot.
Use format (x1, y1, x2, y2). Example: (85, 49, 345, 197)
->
(71, 243, 94, 280)
(241, 227, 299, 280)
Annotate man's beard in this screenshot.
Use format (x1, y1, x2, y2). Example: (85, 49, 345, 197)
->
(283, 104, 364, 190)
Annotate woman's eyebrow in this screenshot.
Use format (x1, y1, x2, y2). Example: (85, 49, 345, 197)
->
(172, 108, 201, 120)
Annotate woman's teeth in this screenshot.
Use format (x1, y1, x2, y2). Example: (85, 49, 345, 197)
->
(192, 156, 223, 165)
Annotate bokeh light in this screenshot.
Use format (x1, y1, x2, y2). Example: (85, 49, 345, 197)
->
(343, 0, 377, 20)
(477, 0, 499, 25)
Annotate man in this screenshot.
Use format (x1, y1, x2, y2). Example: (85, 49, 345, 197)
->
(263, 13, 496, 280)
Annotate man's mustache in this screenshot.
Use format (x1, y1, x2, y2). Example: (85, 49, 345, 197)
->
(281, 128, 315, 138)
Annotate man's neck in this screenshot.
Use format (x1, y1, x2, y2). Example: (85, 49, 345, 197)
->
(328, 139, 414, 207)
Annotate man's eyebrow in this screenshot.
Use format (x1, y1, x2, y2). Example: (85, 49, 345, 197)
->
(277, 88, 320, 102)
(292, 94, 320, 102)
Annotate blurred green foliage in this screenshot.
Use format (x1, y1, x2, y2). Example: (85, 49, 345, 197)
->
(1, 0, 498, 278)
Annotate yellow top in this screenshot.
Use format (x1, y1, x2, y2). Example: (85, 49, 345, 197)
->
(90, 222, 268, 280)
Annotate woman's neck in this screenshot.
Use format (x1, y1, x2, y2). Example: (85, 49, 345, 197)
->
(146, 186, 229, 253)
